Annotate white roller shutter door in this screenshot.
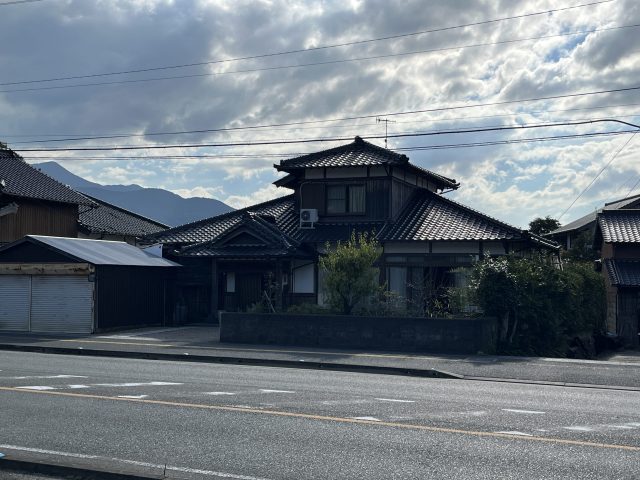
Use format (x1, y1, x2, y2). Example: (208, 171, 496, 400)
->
(0, 275, 30, 332)
(30, 276, 94, 334)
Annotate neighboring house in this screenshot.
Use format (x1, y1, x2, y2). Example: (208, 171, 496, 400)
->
(595, 209, 640, 346)
(0, 148, 92, 244)
(0, 235, 178, 334)
(0, 148, 169, 245)
(547, 194, 640, 250)
(78, 194, 169, 245)
(146, 137, 558, 321)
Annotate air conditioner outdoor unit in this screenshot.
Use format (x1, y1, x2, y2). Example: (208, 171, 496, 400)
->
(299, 208, 318, 228)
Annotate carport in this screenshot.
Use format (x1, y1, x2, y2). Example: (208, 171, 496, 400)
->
(0, 235, 179, 334)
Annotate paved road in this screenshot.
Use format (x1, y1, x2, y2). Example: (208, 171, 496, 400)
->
(1, 327, 640, 388)
(0, 351, 639, 479)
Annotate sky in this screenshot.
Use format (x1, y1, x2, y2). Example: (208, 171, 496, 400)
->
(1, 0, 640, 228)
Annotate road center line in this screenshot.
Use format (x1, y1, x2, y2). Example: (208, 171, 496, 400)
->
(1, 386, 638, 452)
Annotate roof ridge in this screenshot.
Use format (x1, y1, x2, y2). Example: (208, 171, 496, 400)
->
(419, 189, 525, 234)
(80, 192, 169, 228)
(277, 136, 407, 168)
(151, 194, 294, 235)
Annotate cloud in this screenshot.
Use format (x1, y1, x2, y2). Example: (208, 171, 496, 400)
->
(224, 184, 289, 209)
(2, 0, 639, 227)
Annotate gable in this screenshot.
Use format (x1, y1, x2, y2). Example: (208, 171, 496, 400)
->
(222, 231, 267, 246)
(0, 241, 80, 263)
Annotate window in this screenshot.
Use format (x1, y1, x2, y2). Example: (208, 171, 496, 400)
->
(326, 184, 365, 214)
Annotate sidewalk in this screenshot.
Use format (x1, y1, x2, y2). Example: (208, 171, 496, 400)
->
(0, 325, 638, 389)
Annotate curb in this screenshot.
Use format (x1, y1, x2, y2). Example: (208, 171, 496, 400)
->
(0, 343, 462, 380)
(0, 457, 161, 479)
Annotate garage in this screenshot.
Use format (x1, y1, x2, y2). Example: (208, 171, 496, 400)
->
(0, 235, 178, 334)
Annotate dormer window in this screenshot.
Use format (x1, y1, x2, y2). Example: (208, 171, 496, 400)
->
(327, 184, 365, 214)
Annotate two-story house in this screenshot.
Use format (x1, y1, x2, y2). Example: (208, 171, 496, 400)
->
(147, 137, 558, 321)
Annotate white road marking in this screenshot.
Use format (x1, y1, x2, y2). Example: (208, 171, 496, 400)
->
(351, 416, 381, 422)
(12, 381, 182, 391)
(7, 375, 88, 380)
(502, 408, 546, 415)
(456, 411, 487, 417)
(0, 444, 274, 480)
(205, 392, 236, 396)
(375, 398, 415, 403)
(259, 389, 294, 394)
(117, 395, 149, 399)
(15, 386, 55, 390)
(564, 426, 594, 432)
(93, 382, 182, 387)
(496, 431, 533, 437)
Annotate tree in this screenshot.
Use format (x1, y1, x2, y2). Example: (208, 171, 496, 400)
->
(319, 231, 381, 315)
(529, 216, 561, 235)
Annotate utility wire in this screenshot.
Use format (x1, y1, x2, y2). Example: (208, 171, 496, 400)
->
(0, 0, 45, 5)
(9, 118, 640, 146)
(2, 22, 635, 94)
(13, 126, 639, 153)
(0, 0, 614, 86)
(7, 85, 640, 150)
(558, 131, 639, 220)
(6, 101, 640, 140)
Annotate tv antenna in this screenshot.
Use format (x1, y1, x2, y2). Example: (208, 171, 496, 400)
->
(376, 117, 396, 148)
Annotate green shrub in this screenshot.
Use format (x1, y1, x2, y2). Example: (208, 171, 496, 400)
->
(467, 254, 606, 356)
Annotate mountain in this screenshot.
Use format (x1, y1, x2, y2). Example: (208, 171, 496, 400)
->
(33, 161, 234, 227)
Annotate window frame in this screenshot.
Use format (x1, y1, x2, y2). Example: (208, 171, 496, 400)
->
(325, 183, 366, 215)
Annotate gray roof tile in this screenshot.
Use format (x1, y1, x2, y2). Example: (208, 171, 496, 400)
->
(604, 258, 640, 287)
(0, 149, 92, 205)
(275, 137, 458, 189)
(383, 190, 524, 241)
(598, 210, 640, 243)
(78, 194, 168, 237)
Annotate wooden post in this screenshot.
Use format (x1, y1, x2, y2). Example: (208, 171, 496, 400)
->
(211, 259, 219, 323)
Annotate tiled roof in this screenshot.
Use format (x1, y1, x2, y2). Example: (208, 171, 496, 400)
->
(0, 149, 92, 205)
(146, 195, 297, 245)
(180, 212, 307, 258)
(148, 188, 560, 254)
(383, 190, 525, 242)
(78, 194, 168, 237)
(275, 136, 458, 190)
(604, 259, 640, 287)
(598, 210, 640, 243)
(278, 136, 409, 169)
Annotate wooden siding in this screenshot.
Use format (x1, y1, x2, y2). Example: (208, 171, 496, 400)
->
(0, 198, 77, 243)
(391, 178, 416, 218)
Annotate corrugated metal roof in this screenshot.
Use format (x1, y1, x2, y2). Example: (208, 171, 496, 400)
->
(598, 210, 640, 243)
(78, 194, 168, 237)
(25, 235, 179, 267)
(604, 258, 640, 287)
(0, 150, 92, 205)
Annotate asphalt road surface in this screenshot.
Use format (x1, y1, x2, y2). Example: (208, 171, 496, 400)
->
(0, 351, 639, 479)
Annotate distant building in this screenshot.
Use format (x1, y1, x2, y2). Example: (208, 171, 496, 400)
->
(0, 148, 91, 244)
(595, 209, 640, 346)
(0, 147, 169, 245)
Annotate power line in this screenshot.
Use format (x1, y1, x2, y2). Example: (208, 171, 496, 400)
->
(558, 131, 639, 220)
(2, 22, 635, 94)
(5, 85, 640, 150)
(0, 0, 45, 5)
(12, 126, 639, 153)
(0, 0, 614, 87)
(6, 102, 640, 141)
(10, 117, 640, 146)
